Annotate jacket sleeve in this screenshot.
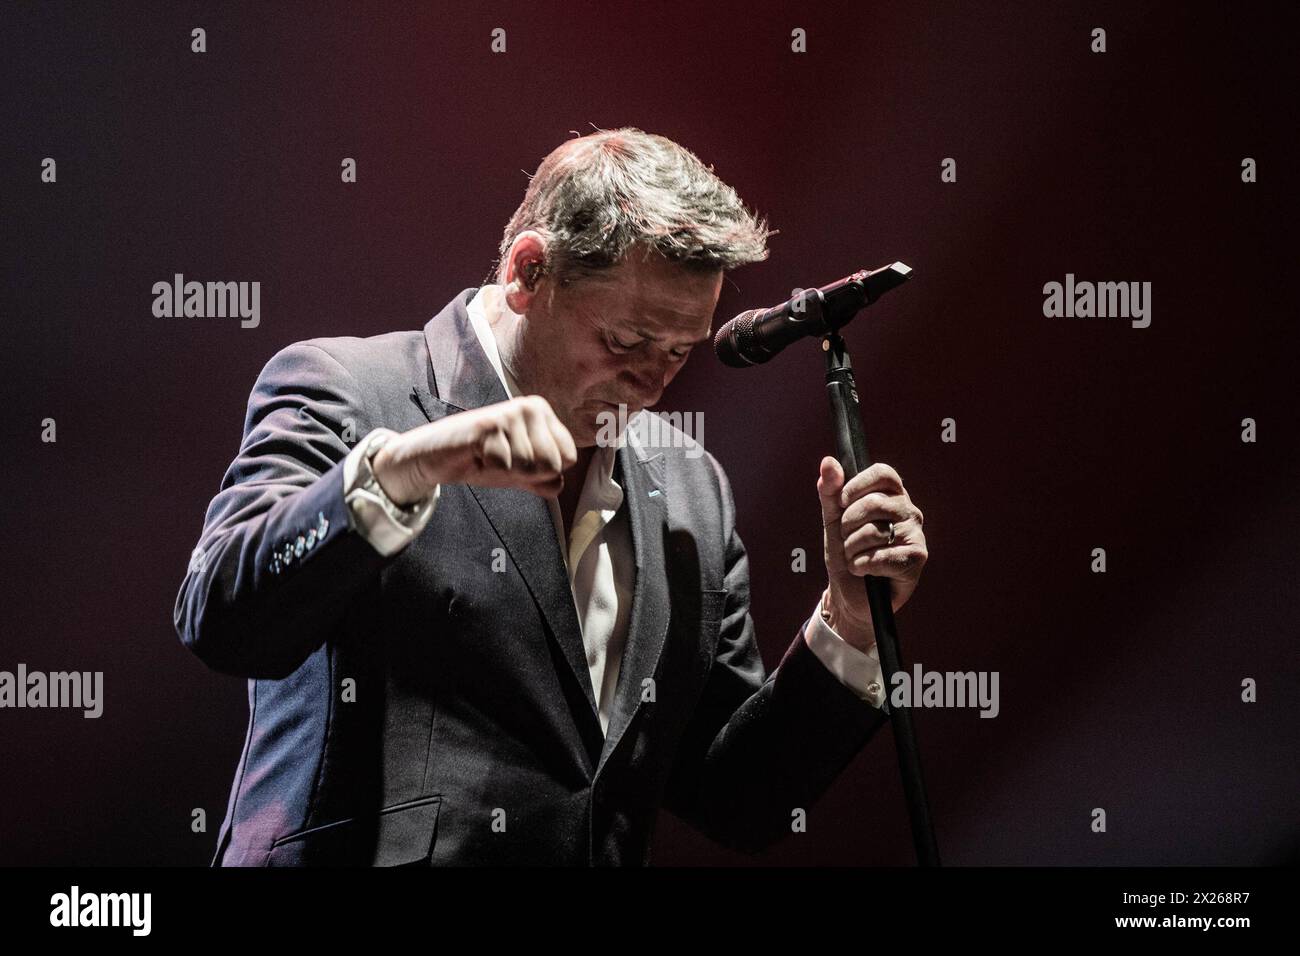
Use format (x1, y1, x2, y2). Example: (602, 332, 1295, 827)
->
(173, 341, 395, 679)
(661, 455, 891, 854)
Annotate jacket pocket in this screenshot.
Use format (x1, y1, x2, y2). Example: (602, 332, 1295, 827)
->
(266, 793, 442, 867)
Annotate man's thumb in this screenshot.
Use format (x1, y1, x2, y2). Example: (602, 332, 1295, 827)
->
(817, 455, 845, 526)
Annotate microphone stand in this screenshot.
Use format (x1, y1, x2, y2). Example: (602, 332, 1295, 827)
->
(811, 289, 942, 867)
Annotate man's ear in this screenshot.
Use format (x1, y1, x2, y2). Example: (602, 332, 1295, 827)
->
(504, 276, 536, 315)
(522, 260, 543, 290)
(502, 231, 548, 312)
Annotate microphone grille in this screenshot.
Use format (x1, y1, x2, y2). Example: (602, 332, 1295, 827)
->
(714, 310, 761, 368)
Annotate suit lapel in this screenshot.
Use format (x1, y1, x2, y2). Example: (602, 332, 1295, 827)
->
(597, 423, 670, 776)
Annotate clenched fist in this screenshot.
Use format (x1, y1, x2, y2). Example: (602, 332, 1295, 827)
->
(371, 395, 579, 505)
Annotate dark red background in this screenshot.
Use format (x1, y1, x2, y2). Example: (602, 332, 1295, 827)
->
(2, 0, 1296, 865)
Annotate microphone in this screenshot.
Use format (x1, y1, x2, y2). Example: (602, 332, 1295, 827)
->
(713, 261, 912, 367)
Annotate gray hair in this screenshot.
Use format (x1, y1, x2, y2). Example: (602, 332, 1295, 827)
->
(490, 126, 775, 287)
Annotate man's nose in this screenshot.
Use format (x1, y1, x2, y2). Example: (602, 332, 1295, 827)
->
(623, 364, 665, 408)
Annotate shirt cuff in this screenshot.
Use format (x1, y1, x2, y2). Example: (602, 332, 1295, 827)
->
(343, 428, 440, 557)
(803, 599, 889, 711)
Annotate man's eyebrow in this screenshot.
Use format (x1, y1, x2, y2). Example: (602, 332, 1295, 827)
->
(632, 327, 712, 346)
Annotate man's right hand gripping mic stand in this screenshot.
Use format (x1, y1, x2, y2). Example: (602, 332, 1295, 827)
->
(714, 261, 941, 866)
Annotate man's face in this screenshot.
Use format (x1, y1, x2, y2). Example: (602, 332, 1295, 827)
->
(512, 246, 723, 448)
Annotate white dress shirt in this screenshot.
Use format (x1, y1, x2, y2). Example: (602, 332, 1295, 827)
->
(342, 286, 888, 727)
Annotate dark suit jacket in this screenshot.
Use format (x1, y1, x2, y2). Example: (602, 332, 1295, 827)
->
(174, 287, 890, 866)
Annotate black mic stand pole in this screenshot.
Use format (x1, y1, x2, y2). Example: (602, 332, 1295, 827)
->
(810, 290, 941, 867)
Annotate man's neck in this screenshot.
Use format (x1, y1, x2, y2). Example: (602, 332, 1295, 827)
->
(557, 444, 598, 539)
(482, 285, 527, 392)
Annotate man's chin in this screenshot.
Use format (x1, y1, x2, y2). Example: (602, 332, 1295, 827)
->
(584, 403, 639, 449)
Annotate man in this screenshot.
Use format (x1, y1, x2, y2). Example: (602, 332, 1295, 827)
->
(174, 127, 928, 866)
